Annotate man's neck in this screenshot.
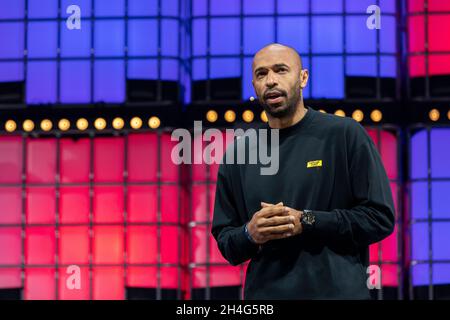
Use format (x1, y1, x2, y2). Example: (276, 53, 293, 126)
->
(268, 102, 308, 129)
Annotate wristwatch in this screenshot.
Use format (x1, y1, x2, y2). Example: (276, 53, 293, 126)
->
(300, 209, 316, 232)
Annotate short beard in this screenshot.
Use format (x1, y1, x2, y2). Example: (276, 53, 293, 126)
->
(262, 90, 301, 119)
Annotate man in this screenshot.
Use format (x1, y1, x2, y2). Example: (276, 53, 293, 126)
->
(211, 43, 395, 299)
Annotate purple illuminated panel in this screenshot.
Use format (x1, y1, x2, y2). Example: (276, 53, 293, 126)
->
(411, 129, 450, 286)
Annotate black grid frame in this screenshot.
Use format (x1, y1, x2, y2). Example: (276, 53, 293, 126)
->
(0, 0, 189, 106)
(0, 128, 187, 300)
(189, 0, 401, 104)
(406, 124, 450, 300)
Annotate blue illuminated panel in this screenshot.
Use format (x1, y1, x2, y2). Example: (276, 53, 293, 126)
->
(411, 129, 450, 286)
(28, 0, 57, 18)
(128, 20, 158, 56)
(128, 0, 158, 16)
(0, 0, 24, 19)
(243, 18, 275, 55)
(210, 18, 240, 55)
(0, 23, 24, 59)
(277, 0, 308, 13)
(243, 0, 274, 14)
(190, 0, 396, 101)
(60, 61, 91, 103)
(94, 61, 125, 103)
(27, 22, 58, 58)
(26, 62, 57, 104)
(95, 0, 125, 17)
(60, 21, 91, 57)
(277, 17, 309, 55)
(94, 20, 125, 57)
(312, 57, 344, 98)
(312, 0, 343, 13)
(0, 0, 398, 103)
(61, 0, 92, 17)
(128, 60, 158, 79)
(0, 63, 23, 82)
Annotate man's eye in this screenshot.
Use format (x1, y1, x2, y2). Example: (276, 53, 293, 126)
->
(277, 69, 287, 73)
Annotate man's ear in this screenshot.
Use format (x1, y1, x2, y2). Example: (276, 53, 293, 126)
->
(300, 69, 309, 89)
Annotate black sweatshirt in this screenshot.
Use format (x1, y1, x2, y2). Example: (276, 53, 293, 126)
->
(211, 106, 395, 299)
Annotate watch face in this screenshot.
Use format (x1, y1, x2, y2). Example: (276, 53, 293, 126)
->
(302, 212, 315, 225)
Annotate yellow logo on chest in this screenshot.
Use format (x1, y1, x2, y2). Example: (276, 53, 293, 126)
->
(307, 160, 323, 168)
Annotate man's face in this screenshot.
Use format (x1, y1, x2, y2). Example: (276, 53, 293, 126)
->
(252, 47, 307, 118)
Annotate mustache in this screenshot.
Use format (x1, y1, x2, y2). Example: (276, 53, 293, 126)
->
(264, 89, 286, 99)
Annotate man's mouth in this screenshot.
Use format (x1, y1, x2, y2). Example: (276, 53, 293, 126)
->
(264, 91, 285, 105)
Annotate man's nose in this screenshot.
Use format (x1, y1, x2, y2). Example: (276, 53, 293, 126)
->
(265, 71, 278, 87)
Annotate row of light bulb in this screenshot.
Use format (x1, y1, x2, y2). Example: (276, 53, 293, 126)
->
(206, 109, 385, 123)
(3, 116, 161, 133)
(3, 109, 447, 133)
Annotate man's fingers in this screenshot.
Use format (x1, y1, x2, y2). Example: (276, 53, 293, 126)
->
(259, 223, 295, 235)
(261, 201, 283, 208)
(265, 232, 293, 241)
(258, 206, 289, 218)
(257, 215, 295, 228)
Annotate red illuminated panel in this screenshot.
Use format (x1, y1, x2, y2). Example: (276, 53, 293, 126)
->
(366, 129, 398, 179)
(429, 55, 450, 76)
(208, 184, 216, 221)
(161, 226, 179, 264)
(0, 136, 22, 183)
(409, 55, 425, 78)
(93, 226, 124, 264)
(26, 187, 56, 224)
(93, 267, 124, 300)
(26, 138, 56, 183)
(59, 226, 89, 265)
(0, 227, 21, 265)
(381, 265, 398, 287)
(192, 134, 207, 182)
(408, 1, 450, 76)
(126, 267, 179, 289)
(59, 186, 89, 224)
(0, 269, 21, 289)
(93, 186, 124, 223)
(191, 221, 228, 265)
(160, 267, 179, 288)
(192, 266, 241, 288)
(0, 187, 21, 224)
(408, 0, 423, 12)
(127, 267, 156, 287)
(127, 185, 157, 222)
(160, 133, 179, 182)
(192, 184, 207, 222)
(127, 226, 157, 264)
(25, 268, 55, 300)
(208, 130, 234, 182)
(58, 266, 89, 300)
(127, 133, 158, 182)
(191, 184, 217, 222)
(209, 234, 229, 265)
(408, 16, 424, 53)
(94, 137, 124, 182)
(428, 15, 450, 52)
(390, 182, 399, 220)
(382, 225, 399, 262)
(60, 138, 90, 183)
(365, 129, 399, 287)
(209, 162, 219, 183)
(25, 227, 55, 265)
(428, 0, 450, 11)
(161, 185, 179, 223)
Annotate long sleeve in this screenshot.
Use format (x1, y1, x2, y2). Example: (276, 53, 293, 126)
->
(308, 121, 396, 248)
(211, 164, 260, 266)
